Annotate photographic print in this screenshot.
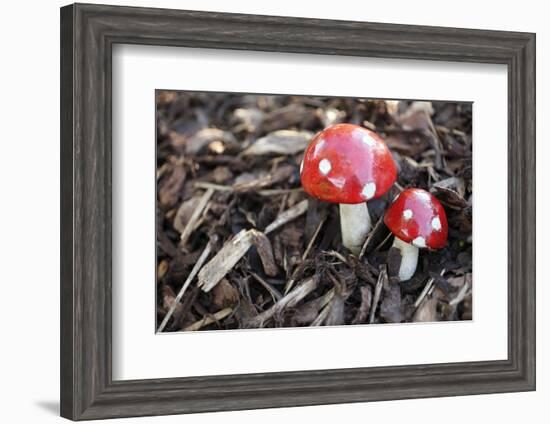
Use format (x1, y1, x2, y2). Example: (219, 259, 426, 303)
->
(156, 91, 472, 332)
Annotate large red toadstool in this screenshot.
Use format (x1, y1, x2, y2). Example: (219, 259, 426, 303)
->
(300, 123, 397, 254)
(383, 188, 448, 281)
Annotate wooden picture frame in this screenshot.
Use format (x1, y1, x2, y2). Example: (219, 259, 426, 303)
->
(60, 3, 536, 420)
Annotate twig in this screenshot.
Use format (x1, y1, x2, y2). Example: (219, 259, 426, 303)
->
(373, 231, 393, 252)
(323, 250, 349, 265)
(194, 181, 233, 192)
(194, 181, 303, 196)
(369, 265, 387, 324)
(264, 200, 308, 234)
(449, 280, 471, 306)
(394, 181, 405, 192)
(284, 217, 325, 294)
(414, 268, 446, 309)
(258, 188, 303, 196)
(359, 215, 384, 259)
(179, 188, 214, 248)
(157, 239, 215, 332)
(278, 193, 289, 215)
(183, 308, 233, 331)
(250, 272, 283, 303)
(302, 217, 325, 262)
(246, 276, 318, 327)
(310, 301, 332, 326)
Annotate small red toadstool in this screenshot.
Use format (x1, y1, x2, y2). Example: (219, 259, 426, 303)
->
(300, 123, 397, 254)
(383, 188, 448, 281)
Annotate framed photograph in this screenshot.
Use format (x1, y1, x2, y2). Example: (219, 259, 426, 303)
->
(60, 3, 536, 420)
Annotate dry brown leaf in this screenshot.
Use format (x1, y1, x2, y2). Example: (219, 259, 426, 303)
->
(232, 108, 264, 132)
(173, 194, 203, 233)
(233, 165, 294, 192)
(186, 128, 237, 155)
(160, 285, 183, 318)
(398, 101, 434, 131)
(324, 294, 346, 326)
(158, 165, 186, 208)
(157, 260, 169, 281)
(430, 186, 468, 210)
(432, 176, 466, 198)
(262, 103, 313, 132)
(385, 133, 429, 156)
(210, 166, 233, 183)
(352, 285, 373, 324)
(379, 281, 402, 323)
(413, 297, 438, 322)
(243, 130, 313, 156)
(212, 279, 240, 309)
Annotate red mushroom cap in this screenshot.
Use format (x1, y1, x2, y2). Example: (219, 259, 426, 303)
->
(383, 188, 448, 249)
(300, 124, 397, 204)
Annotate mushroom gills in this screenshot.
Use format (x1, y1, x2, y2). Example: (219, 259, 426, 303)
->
(339, 203, 371, 255)
(392, 236, 419, 281)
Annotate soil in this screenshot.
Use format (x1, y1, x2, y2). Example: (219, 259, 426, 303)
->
(156, 91, 473, 332)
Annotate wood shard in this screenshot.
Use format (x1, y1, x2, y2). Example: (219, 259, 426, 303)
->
(250, 231, 278, 277)
(232, 165, 294, 192)
(264, 200, 308, 234)
(184, 308, 233, 331)
(352, 285, 373, 324)
(173, 194, 204, 233)
(178, 188, 214, 248)
(246, 275, 319, 327)
(323, 294, 346, 326)
(197, 229, 257, 292)
(369, 265, 387, 324)
(157, 239, 215, 332)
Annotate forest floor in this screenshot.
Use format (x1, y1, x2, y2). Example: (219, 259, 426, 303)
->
(156, 91, 472, 332)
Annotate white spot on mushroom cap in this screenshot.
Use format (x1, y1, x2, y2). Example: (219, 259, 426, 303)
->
(403, 209, 413, 220)
(431, 217, 442, 231)
(319, 158, 332, 175)
(412, 236, 426, 248)
(361, 182, 376, 200)
(299, 160, 304, 174)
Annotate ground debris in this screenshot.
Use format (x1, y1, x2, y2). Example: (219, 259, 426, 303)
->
(157, 93, 473, 331)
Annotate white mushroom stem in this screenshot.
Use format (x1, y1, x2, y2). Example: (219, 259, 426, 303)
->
(392, 236, 419, 281)
(339, 203, 371, 255)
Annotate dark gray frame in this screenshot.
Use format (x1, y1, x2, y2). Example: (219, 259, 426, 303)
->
(60, 3, 536, 421)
